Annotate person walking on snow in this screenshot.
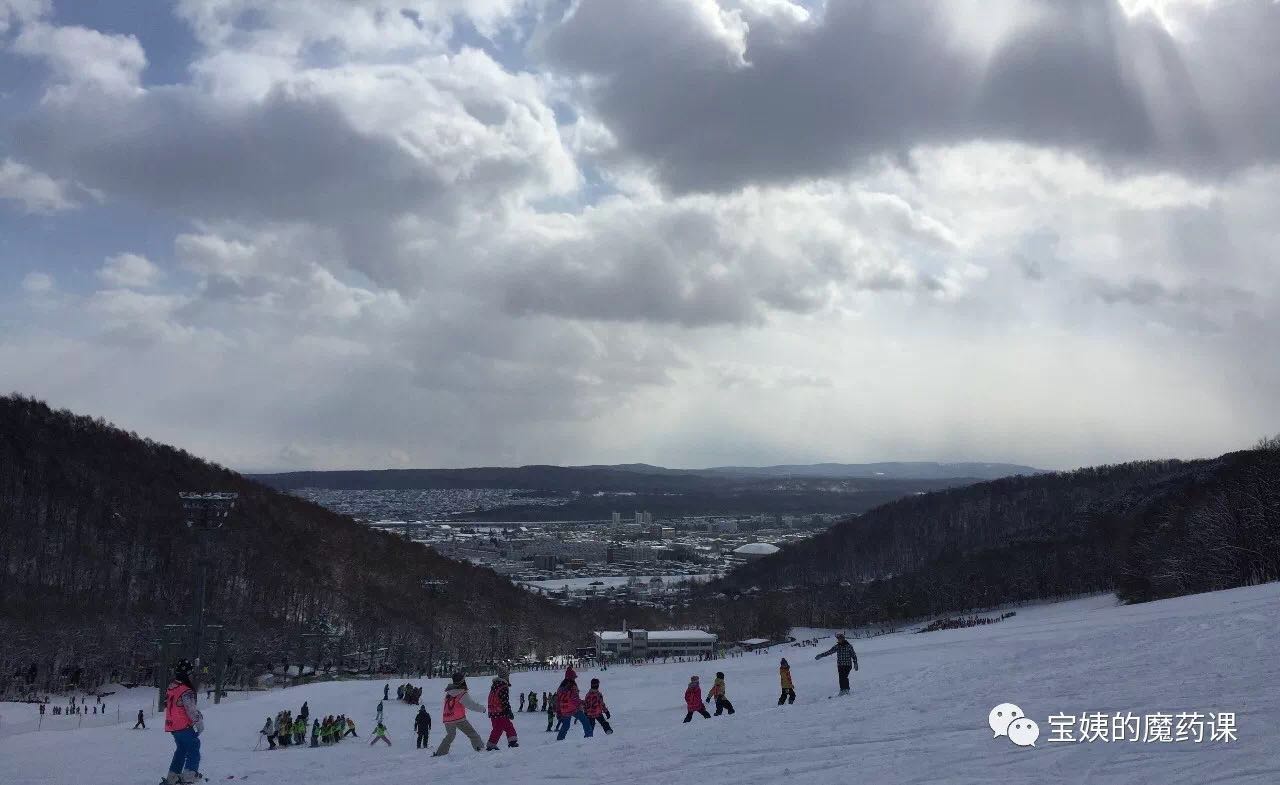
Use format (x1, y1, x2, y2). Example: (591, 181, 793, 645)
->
(310, 719, 320, 748)
(528, 691, 538, 713)
(345, 716, 358, 738)
(682, 676, 711, 722)
(414, 705, 432, 749)
(383, 683, 390, 701)
(160, 659, 204, 785)
(554, 668, 591, 740)
(706, 672, 735, 716)
(545, 691, 556, 732)
(134, 709, 146, 729)
(486, 671, 519, 750)
(433, 673, 485, 756)
(583, 678, 613, 735)
(519, 691, 525, 713)
(375, 700, 384, 724)
(369, 721, 391, 746)
(815, 633, 859, 696)
(778, 658, 796, 705)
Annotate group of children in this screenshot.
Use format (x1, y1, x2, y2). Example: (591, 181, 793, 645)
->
(259, 703, 357, 749)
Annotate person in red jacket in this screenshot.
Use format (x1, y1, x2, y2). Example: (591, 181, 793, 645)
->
(432, 673, 485, 757)
(682, 675, 711, 723)
(485, 671, 518, 750)
(554, 670, 591, 740)
(582, 677, 613, 735)
(161, 659, 204, 785)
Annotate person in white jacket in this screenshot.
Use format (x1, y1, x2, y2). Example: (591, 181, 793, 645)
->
(432, 673, 485, 756)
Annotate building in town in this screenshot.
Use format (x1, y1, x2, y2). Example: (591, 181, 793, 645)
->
(732, 542, 781, 561)
(593, 628, 718, 659)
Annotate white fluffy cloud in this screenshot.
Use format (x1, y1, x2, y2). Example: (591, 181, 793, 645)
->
(1, 0, 1277, 471)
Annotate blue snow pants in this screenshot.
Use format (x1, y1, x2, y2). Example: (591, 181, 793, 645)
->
(169, 728, 201, 774)
(555, 710, 592, 740)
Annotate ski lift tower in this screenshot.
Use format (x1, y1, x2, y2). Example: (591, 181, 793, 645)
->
(181, 491, 238, 669)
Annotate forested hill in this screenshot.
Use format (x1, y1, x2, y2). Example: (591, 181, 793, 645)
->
(0, 395, 582, 691)
(712, 448, 1280, 632)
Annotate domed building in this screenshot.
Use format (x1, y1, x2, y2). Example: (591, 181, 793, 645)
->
(732, 542, 781, 561)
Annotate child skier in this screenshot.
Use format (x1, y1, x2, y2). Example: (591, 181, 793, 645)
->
(433, 673, 485, 756)
(486, 671, 518, 750)
(778, 658, 796, 705)
(369, 721, 391, 746)
(261, 716, 275, 749)
(583, 677, 613, 735)
(414, 704, 432, 749)
(706, 672, 735, 716)
(554, 669, 591, 740)
(160, 659, 204, 785)
(310, 719, 320, 747)
(528, 691, 538, 713)
(545, 691, 555, 732)
(293, 714, 306, 745)
(682, 676, 711, 722)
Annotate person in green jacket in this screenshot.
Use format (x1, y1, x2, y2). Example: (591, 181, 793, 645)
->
(369, 721, 391, 746)
(293, 716, 306, 745)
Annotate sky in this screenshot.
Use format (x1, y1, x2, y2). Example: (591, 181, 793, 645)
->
(1, 0, 1278, 472)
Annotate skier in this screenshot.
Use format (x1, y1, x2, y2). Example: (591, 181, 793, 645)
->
(369, 721, 391, 746)
(583, 678, 613, 735)
(778, 658, 796, 705)
(345, 716, 358, 738)
(383, 683, 390, 701)
(682, 676, 711, 723)
(554, 669, 591, 740)
(519, 692, 525, 713)
(706, 672, 735, 716)
(299, 701, 309, 723)
(485, 670, 518, 750)
(432, 673, 485, 756)
(310, 719, 320, 747)
(160, 659, 203, 785)
(545, 690, 555, 732)
(528, 691, 537, 713)
(815, 633, 859, 696)
(375, 700, 384, 723)
(293, 714, 306, 745)
(414, 705, 432, 749)
(134, 709, 146, 729)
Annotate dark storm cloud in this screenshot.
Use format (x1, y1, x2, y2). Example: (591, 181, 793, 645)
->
(539, 0, 1280, 193)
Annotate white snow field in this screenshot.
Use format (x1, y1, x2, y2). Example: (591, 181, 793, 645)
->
(5, 583, 1278, 785)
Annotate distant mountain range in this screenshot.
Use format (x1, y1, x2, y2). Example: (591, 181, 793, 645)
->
(252, 461, 1043, 490)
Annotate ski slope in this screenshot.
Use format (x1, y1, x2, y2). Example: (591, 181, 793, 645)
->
(5, 583, 1278, 785)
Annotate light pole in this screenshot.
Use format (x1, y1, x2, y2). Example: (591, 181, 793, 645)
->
(181, 492, 237, 671)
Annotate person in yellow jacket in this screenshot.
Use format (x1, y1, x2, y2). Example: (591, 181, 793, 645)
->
(705, 672, 735, 716)
(777, 658, 796, 705)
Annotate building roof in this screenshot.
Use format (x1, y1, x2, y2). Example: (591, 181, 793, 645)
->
(594, 630, 717, 642)
(733, 542, 781, 556)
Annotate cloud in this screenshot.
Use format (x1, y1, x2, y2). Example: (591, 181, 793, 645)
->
(538, 0, 1280, 193)
(20, 270, 53, 293)
(98, 253, 163, 288)
(0, 158, 85, 213)
(12, 21, 147, 93)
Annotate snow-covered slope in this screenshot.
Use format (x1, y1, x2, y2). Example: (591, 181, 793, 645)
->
(5, 584, 1278, 785)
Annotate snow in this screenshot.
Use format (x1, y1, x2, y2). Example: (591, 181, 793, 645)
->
(519, 574, 717, 591)
(4, 583, 1279, 784)
(732, 542, 780, 556)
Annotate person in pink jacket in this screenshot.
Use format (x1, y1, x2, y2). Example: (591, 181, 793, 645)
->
(682, 675, 711, 723)
(485, 670, 518, 750)
(554, 668, 591, 740)
(432, 673, 485, 756)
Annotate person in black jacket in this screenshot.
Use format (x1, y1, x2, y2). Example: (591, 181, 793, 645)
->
(414, 705, 432, 749)
(815, 633, 859, 695)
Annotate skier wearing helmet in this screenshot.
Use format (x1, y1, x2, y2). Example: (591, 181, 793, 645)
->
(160, 659, 204, 784)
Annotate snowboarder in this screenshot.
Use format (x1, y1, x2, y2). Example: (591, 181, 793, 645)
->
(486, 670, 518, 750)
(369, 721, 391, 746)
(706, 672, 735, 716)
(682, 676, 711, 722)
(583, 678, 612, 735)
(815, 633, 859, 695)
(134, 709, 146, 729)
(432, 673, 485, 756)
(160, 659, 204, 785)
(414, 705, 432, 749)
(554, 668, 591, 740)
(778, 658, 796, 705)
